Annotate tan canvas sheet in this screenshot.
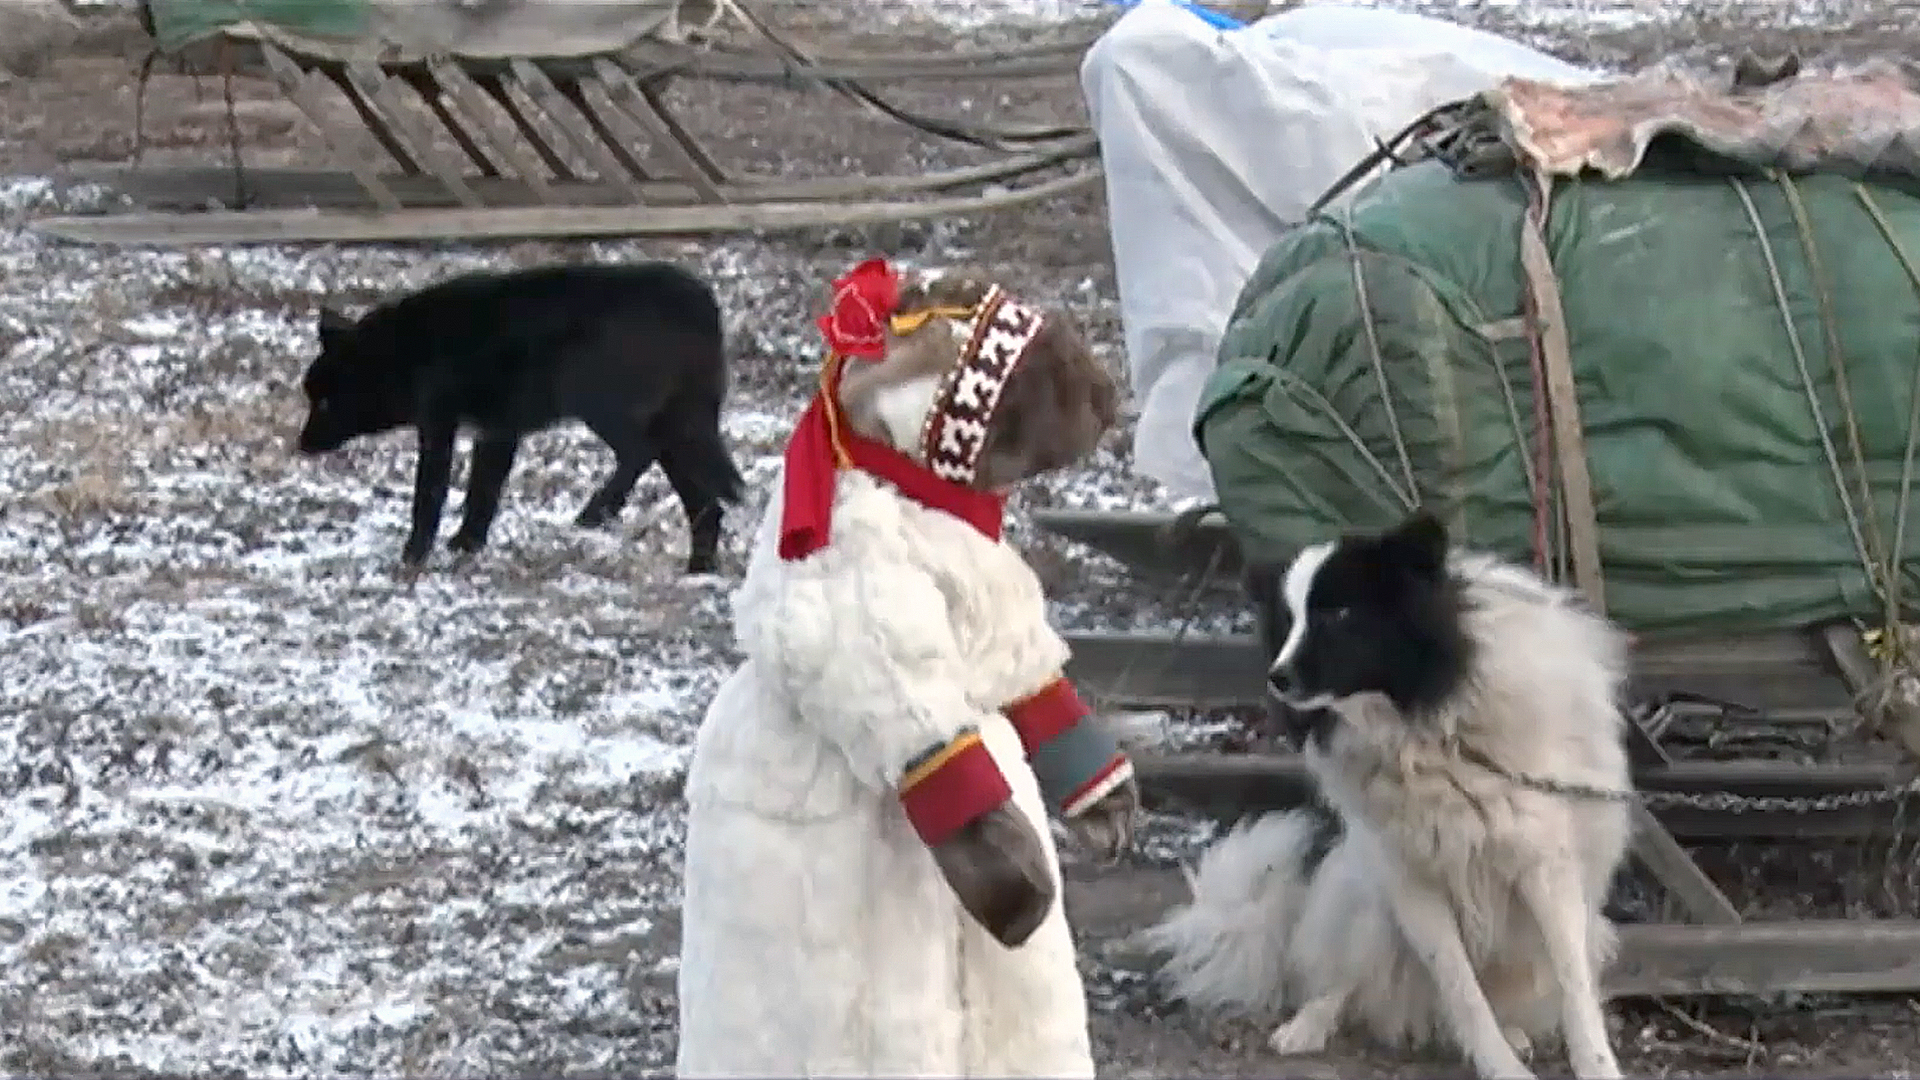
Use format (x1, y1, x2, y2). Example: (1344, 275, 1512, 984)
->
(1488, 57, 1920, 181)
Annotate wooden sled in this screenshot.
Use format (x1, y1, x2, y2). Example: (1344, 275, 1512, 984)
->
(31, 2, 1103, 247)
(1043, 508, 1920, 999)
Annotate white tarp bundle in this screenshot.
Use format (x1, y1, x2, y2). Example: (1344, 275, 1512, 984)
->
(1080, 1, 1595, 504)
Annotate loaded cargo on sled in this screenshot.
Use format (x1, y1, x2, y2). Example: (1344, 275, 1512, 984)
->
(1060, 1, 1920, 999)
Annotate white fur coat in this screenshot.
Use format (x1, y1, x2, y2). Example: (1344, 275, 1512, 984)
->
(675, 469, 1097, 1077)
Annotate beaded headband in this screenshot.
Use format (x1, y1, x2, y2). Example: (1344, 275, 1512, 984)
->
(918, 286, 1048, 486)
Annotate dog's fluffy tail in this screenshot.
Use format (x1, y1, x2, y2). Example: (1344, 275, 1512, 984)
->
(1137, 809, 1323, 1016)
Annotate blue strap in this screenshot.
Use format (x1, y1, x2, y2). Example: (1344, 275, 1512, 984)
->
(1107, 0, 1245, 31)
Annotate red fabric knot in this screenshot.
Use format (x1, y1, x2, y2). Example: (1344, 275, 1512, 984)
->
(816, 257, 900, 361)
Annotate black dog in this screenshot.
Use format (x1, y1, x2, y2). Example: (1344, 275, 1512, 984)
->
(296, 261, 746, 574)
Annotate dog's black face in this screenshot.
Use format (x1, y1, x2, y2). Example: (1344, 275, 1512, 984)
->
(1266, 509, 1474, 718)
(296, 308, 411, 455)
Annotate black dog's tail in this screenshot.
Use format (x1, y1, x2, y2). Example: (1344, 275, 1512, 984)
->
(703, 433, 748, 506)
(668, 408, 747, 506)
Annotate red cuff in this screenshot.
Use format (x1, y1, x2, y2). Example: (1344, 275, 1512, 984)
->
(898, 729, 1012, 846)
(1005, 678, 1087, 754)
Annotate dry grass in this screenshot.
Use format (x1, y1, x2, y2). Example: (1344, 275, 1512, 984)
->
(12, 395, 295, 524)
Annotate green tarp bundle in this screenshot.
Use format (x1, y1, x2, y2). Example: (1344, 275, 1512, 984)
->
(146, 0, 372, 52)
(142, 0, 700, 61)
(1196, 161, 1920, 636)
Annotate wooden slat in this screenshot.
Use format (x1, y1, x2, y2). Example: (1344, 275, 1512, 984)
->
(270, 34, 1099, 87)
(407, 76, 498, 176)
(320, 63, 423, 175)
(615, 36, 1100, 86)
(640, 81, 731, 183)
(1063, 630, 1853, 714)
(1067, 632, 1269, 709)
(508, 59, 647, 198)
(339, 61, 483, 208)
(1626, 801, 1742, 924)
(1131, 751, 1917, 841)
(589, 58, 726, 203)
(1104, 866, 1920, 998)
(257, 46, 402, 211)
(1821, 621, 1920, 763)
(559, 75, 661, 187)
(477, 73, 575, 181)
(27, 167, 1101, 247)
(1613, 708, 1746, 925)
(1606, 918, 1920, 998)
(426, 59, 558, 203)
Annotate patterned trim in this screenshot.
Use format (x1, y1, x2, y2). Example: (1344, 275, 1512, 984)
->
(919, 287, 1048, 485)
(1061, 755, 1135, 819)
(1005, 677, 1133, 818)
(901, 728, 988, 791)
(898, 727, 1013, 846)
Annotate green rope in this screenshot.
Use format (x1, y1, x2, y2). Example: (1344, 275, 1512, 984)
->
(1776, 174, 1896, 612)
(1336, 207, 1420, 502)
(1727, 176, 1879, 609)
(1851, 183, 1920, 667)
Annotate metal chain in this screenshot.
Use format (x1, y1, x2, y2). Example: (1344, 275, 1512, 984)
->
(1461, 703, 1920, 815)
(1485, 764, 1920, 815)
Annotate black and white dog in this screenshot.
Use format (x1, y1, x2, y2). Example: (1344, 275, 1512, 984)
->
(1144, 510, 1633, 1079)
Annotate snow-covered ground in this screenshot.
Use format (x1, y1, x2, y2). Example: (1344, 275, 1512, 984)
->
(0, 206, 706, 1075)
(0, 6, 1203, 1052)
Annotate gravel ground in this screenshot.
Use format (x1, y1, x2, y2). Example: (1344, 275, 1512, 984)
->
(3, 0, 1920, 1076)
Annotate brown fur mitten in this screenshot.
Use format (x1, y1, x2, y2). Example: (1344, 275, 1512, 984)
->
(928, 802, 1057, 948)
(899, 727, 1057, 947)
(1065, 774, 1140, 863)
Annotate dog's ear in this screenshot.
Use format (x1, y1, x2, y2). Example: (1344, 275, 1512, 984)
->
(316, 306, 353, 347)
(1380, 508, 1449, 581)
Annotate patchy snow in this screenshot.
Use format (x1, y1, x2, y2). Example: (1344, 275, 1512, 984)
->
(886, 0, 1112, 28)
(0, 38, 1172, 1079)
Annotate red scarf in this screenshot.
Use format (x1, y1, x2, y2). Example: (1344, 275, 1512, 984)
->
(779, 257, 1007, 561)
(779, 391, 1006, 560)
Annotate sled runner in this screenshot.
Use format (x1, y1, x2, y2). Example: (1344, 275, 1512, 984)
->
(31, 0, 1101, 246)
